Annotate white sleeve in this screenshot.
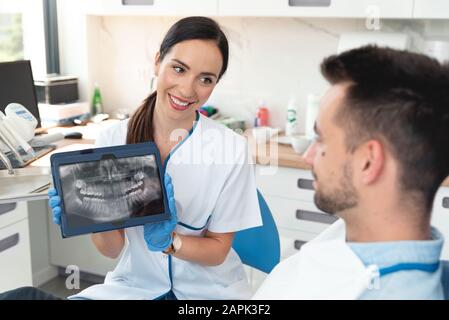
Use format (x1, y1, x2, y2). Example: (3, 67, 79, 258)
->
(94, 129, 109, 148)
(94, 120, 128, 148)
(207, 143, 262, 233)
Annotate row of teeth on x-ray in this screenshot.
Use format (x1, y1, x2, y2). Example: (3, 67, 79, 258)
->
(75, 172, 145, 200)
(72, 170, 155, 219)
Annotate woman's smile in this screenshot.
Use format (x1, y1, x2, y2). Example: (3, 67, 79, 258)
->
(168, 93, 197, 111)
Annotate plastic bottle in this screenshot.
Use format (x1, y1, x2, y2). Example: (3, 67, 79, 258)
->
(285, 95, 299, 136)
(305, 93, 321, 139)
(256, 100, 269, 127)
(92, 82, 103, 116)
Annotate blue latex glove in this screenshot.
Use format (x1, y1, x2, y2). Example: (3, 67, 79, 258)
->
(143, 173, 178, 251)
(48, 187, 62, 225)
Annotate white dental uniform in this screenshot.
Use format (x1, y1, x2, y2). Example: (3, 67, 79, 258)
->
(69, 113, 262, 300)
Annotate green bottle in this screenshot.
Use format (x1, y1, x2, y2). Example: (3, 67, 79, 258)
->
(92, 83, 103, 116)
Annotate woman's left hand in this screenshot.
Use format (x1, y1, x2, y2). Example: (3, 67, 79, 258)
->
(143, 173, 178, 251)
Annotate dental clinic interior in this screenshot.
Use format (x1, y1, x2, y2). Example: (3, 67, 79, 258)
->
(1, 0, 449, 299)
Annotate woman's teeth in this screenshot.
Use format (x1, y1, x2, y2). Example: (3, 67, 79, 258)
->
(170, 95, 191, 107)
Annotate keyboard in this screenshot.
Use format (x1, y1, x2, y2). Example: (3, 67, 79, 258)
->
(0, 145, 56, 170)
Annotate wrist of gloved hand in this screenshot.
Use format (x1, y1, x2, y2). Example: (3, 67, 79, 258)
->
(48, 188, 62, 226)
(145, 233, 173, 252)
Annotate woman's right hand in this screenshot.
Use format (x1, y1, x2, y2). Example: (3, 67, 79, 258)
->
(47, 187, 124, 257)
(48, 187, 62, 225)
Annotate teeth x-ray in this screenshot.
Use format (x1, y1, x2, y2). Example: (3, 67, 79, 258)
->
(59, 155, 164, 228)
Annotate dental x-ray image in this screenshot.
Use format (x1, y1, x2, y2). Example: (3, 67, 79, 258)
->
(59, 155, 164, 228)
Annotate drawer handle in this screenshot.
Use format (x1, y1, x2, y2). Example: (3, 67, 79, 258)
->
(0, 233, 19, 253)
(289, 0, 331, 7)
(297, 178, 314, 190)
(122, 0, 154, 5)
(294, 240, 307, 250)
(443, 197, 449, 209)
(0, 203, 17, 216)
(296, 209, 338, 224)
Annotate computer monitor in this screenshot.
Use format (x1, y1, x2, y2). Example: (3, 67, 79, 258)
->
(0, 60, 41, 128)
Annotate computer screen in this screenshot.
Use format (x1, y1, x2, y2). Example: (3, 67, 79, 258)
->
(0, 60, 41, 128)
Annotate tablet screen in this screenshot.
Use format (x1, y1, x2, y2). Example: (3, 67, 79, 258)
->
(58, 154, 164, 228)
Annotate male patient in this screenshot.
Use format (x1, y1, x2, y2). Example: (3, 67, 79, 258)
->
(255, 45, 449, 299)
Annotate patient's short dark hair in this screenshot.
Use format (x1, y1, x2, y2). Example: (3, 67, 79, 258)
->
(321, 45, 449, 211)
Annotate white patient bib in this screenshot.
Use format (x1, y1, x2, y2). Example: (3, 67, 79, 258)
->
(253, 220, 377, 300)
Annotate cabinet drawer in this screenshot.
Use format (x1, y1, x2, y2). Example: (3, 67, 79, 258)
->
(0, 218, 33, 292)
(85, 0, 218, 16)
(265, 196, 338, 234)
(48, 211, 120, 276)
(279, 228, 317, 259)
(0, 201, 27, 229)
(431, 187, 449, 260)
(219, 0, 413, 18)
(256, 166, 315, 202)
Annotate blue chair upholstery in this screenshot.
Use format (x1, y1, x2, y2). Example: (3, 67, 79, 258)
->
(232, 190, 280, 273)
(442, 260, 449, 300)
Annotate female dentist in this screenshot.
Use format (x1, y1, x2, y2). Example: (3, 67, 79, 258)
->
(48, 16, 262, 300)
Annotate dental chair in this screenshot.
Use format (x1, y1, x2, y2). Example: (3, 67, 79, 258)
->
(232, 190, 280, 273)
(442, 260, 449, 300)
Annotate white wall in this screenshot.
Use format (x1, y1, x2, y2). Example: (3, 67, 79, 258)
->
(56, 10, 449, 131)
(84, 17, 367, 131)
(57, 0, 91, 101)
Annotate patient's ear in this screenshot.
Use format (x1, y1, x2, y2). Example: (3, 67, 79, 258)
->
(360, 140, 384, 185)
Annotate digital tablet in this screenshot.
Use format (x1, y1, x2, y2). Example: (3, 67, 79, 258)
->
(50, 142, 170, 237)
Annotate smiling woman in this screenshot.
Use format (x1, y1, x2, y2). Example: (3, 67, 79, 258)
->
(0, 15, 261, 301)
(126, 16, 229, 149)
(154, 39, 222, 119)
(31, 16, 262, 301)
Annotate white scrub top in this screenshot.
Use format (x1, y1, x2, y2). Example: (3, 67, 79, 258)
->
(70, 113, 262, 300)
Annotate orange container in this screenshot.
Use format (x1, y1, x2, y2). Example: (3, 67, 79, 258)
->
(256, 107, 269, 127)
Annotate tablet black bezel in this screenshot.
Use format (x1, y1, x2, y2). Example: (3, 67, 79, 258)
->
(50, 142, 170, 238)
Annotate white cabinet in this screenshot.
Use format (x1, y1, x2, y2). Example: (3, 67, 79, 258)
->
(0, 202, 33, 292)
(48, 207, 120, 277)
(218, 0, 414, 18)
(85, 0, 218, 16)
(431, 187, 449, 260)
(0, 202, 27, 229)
(256, 166, 315, 202)
(256, 165, 336, 247)
(265, 196, 337, 234)
(413, 0, 449, 19)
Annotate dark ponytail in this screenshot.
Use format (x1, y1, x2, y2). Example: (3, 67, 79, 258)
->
(126, 91, 157, 144)
(126, 16, 229, 144)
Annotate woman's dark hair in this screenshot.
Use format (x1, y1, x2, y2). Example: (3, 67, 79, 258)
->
(321, 45, 449, 212)
(126, 16, 229, 144)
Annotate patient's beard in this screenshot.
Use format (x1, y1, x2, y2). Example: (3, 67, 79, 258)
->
(314, 161, 358, 215)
